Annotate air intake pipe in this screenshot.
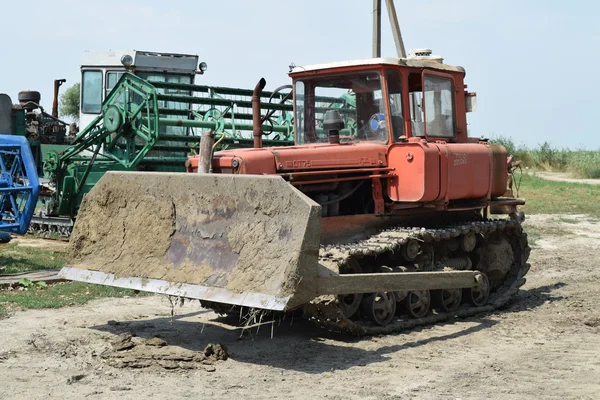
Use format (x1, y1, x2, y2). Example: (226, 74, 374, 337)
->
(252, 78, 266, 148)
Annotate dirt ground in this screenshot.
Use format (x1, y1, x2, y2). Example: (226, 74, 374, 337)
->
(1, 214, 599, 400)
(533, 171, 600, 185)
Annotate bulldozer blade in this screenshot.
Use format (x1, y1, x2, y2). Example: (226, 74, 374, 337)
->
(61, 171, 322, 311)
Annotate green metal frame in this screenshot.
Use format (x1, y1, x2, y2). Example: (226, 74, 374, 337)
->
(43, 72, 297, 218)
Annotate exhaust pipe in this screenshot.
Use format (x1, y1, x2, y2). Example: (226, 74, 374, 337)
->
(252, 78, 266, 148)
(197, 130, 216, 173)
(52, 79, 66, 118)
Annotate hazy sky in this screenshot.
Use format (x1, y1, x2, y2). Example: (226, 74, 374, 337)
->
(2, 0, 597, 149)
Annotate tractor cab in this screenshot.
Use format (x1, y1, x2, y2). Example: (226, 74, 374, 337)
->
(289, 50, 477, 146)
(79, 50, 205, 130)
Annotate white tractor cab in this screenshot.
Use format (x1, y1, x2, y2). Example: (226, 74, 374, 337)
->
(79, 50, 207, 129)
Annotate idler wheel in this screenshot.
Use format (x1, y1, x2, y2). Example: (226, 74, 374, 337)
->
(465, 273, 490, 306)
(361, 292, 397, 326)
(461, 231, 477, 252)
(337, 259, 363, 318)
(404, 290, 431, 318)
(402, 239, 420, 261)
(480, 233, 514, 288)
(433, 288, 462, 312)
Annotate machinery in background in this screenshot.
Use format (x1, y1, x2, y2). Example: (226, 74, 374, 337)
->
(0, 50, 295, 237)
(0, 135, 40, 236)
(41, 71, 295, 236)
(0, 81, 73, 177)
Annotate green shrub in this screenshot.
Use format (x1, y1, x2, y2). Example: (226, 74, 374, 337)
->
(489, 136, 600, 178)
(568, 151, 600, 178)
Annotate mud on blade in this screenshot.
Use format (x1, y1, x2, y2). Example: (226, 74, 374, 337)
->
(61, 171, 321, 311)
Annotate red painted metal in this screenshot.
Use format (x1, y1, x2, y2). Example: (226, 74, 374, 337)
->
(271, 143, 388, 171)
(186, 61, 520, 218)
(290, 174, 388, 186)
(372, 178, 385, 215)
(283, 167, 394, 178)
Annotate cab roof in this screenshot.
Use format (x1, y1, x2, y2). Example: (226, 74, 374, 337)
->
(80, 50, 199, 73)
(289, 57, 465, 76)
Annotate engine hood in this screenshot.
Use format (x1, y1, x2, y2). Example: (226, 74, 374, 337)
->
(209, 142, 388, 174)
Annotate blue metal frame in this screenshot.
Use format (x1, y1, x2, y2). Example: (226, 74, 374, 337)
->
(0, 135, 40, 234)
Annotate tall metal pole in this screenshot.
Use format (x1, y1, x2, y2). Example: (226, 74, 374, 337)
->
(372, 0, 381, 58)
(385, 0, 407, 58)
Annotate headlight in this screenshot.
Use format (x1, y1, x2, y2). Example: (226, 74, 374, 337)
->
(199, 62, 208, 72)
(121, 54, 133, 67)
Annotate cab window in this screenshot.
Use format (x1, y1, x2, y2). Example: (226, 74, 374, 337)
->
(295, 71, 388, 144)
(82, 70, 102, 114)
(423, 75, 455, 137)
(385, 70, 404, 141)
(106, 71, 125, 96)
(408, 73, 424, 137)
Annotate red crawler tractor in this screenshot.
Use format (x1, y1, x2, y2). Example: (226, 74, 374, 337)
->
(62, 49, 530, 334)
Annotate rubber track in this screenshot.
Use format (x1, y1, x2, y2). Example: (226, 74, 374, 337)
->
(303, 219, 531, 335)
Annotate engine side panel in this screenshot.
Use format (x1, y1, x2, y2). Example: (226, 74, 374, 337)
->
(442, 143, 491, 200)
(387, 141, 441, 202)
(212, 149, 278, 175)
(387, 141, 503, 204)
(271, 143, 388, 171)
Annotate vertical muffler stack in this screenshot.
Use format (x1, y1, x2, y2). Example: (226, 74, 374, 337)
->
(252, 78, 266, 148)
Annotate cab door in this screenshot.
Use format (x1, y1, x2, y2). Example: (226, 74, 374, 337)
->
(385, 68, 441, 202)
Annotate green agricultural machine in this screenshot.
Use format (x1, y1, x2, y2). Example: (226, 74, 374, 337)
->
(38, 72, 296, 236)
(1, 50, 299, 237)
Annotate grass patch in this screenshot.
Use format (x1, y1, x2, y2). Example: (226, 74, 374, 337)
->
(0, 242, 66, 274)
(517, 174, 600, 217)
(0, 282, 146, 317)
(0, 240, 147, 317)
(28, 231, 62, 241)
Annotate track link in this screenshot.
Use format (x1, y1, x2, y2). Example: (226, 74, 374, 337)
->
(28, 216, 73, 239)
(303, 219, 531, 335)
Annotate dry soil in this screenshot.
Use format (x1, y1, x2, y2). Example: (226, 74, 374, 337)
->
(533, 171, 600, 185)
(1, 214, 599, 400)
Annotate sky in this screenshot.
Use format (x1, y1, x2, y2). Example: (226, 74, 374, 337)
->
(1, 0, 598, 149)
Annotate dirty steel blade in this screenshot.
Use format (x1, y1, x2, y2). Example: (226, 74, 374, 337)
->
(66, 171, 321, 311)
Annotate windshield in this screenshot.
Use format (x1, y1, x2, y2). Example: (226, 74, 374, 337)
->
(295, 71, 388, 144)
